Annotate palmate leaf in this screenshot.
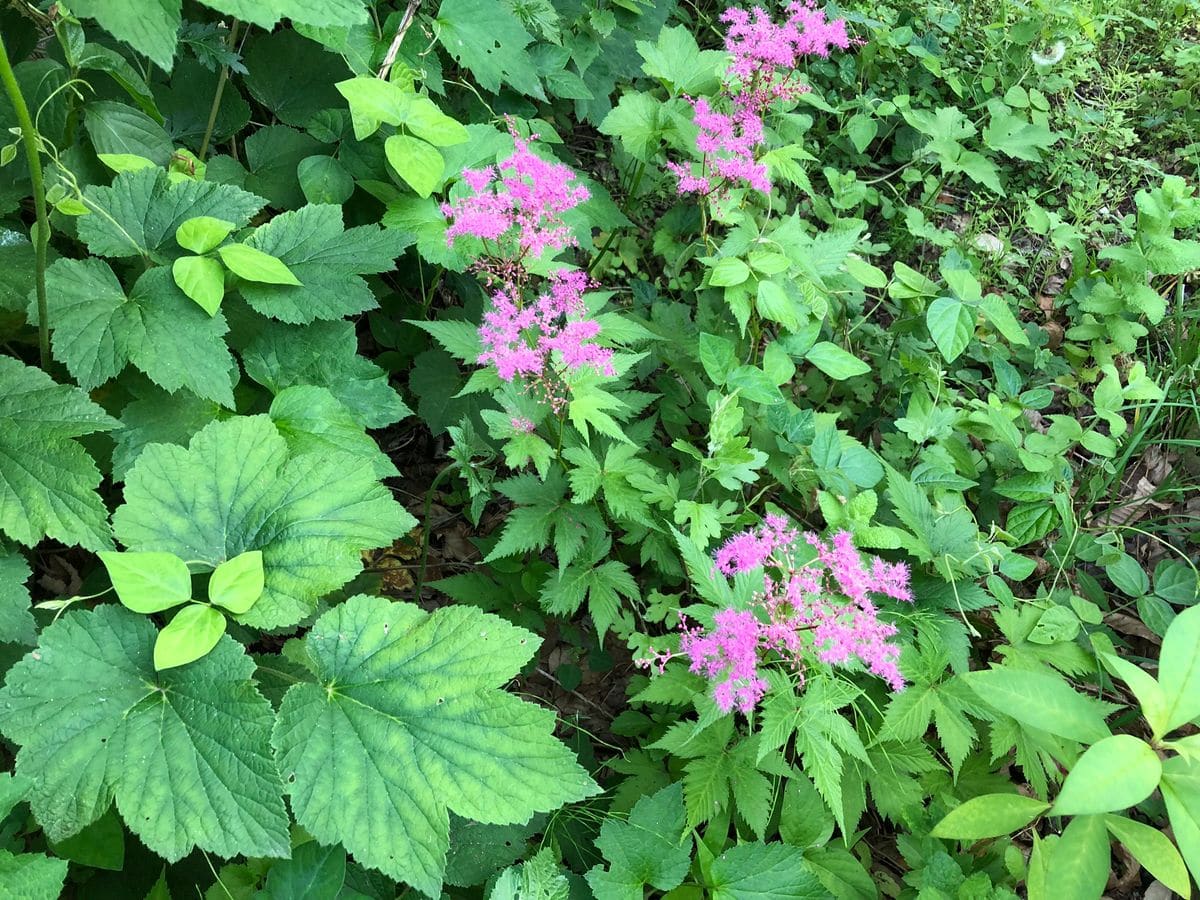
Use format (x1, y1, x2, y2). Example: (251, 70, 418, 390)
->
(112, 416, 414, 629)
(272, 595, 599, 896)
(586, 783, 691, 898)
(40, 259, 236, 406)
(0, 605, 289, 861)
(436, 0, 545, 99)
(78, 168, 264, 263)
(0, 357, 118, 551)
(238, 204, 409, 323)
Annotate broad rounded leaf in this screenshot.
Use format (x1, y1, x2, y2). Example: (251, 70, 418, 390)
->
(68, 0, 181, 70)
(176, 216, 236, 254)
(710, 258, 750, 287)
(269, 385, 399, 479)
(1044, 815, 1111, 900)
(113, 416, 413, 629)
(98, 550, 192, 614)
(926, 296, 974, 362)
(218, 243, 302, 285)
(932, 793, 1049, 840)
(272, 595, 599, 895)
(405, 97, 470, 147)
(385, 134, 445, 199)
(172, 255, 227, 316)
(209, 550, 265, 614)
(0, 605, 289, 860)
(238, 205, 408, 324)
(1051, 735, 1161, 816)
(1160, 605, 1200, 732)
(805, 341, 870, 380)
(1162, 756, 1200, 884)
(154, 604, 227, 670)
(298, 155, 355, 205)
(0, 358, 118, 551)
(708, 841, 826, 900)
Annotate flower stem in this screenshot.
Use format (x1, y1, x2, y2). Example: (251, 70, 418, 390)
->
(0, 33, 50, 369)
(198, 22, 240, 162)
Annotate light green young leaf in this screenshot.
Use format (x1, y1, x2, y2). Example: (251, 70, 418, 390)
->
(0, 358, 118, 551)
(335, 76, 408, 139)
(926, 297, 974, 362)
(1162, 756, 1200, 884)
(1050, 735, 1161, 815)
(0, 605, 289, 860)
(1104, 815, 1192, 898)
(218, 243, 302, 285)
(979, 294, 1029, 345)
(272, 596, 599, 896)
(933, 793, 1049, 840)
(98, 550, 192, 614)
(208, 551, 265, 615)
(710, 258, 750, 287)
(113, 416, 414, 630)
(172, 255, 226, 315)
(176, 216, 236, 254)
(1160, 605, 1200, 732)
(238, 205, 408, 324)
(385, 134, 445, 198)
(405, 96, 470, 147)
(41, 259, 236, 406)
(805, 341, 870, 379)
(1096, 646, 1168, 738)
(154, 603, 227, 670)
(1044, 815, 1111, 900)
(961, 668, 1112, 743)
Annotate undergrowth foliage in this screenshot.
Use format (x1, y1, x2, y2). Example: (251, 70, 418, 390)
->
(0, 0, 1199, 898)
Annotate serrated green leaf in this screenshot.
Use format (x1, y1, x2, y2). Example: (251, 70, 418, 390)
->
(237, 205, 407, 323)
(209, 550, 265, 614)
(0, 546, 36, 646)
(0, 849, 69, 900)
(710, 258, 750, 287)
(69, 0, 181, 70)
(272, 595, 599, 895)
(962, 668, 1112, 743)
(260, 840, 346, 900)
(98, 550, 192, 614)
(113, 416, 413, 629)
(41, 259, 236, 406)
(0, 358, 118, 551)
(708, 842, 826, 900)
(172, 255, 227, 315)
(199, 0, 369, 30)
(0, 605, 289, 860)
(587, 783, 690, 895)
(437, 0, 544, 99)
(385, 134, 445, 198)
(269, 385, 399, 479)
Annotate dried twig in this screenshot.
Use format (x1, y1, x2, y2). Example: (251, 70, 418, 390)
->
(378, 0, 423, 81)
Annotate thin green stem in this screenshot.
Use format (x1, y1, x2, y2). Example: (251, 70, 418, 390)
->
(198, 22, 240, 161)
(0, 33, 50, 368)
(413, 461, 462, 598)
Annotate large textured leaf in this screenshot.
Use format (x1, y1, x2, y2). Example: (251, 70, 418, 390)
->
(69, 0, 182, 70)
(708, 842, 827, 900)
(113, 416, 413, 629)
(272, 595, 599, 896)
(0, 545, 36, 646)
(238, 204, 407, 323)
(40, 259, 235, 406)
(0, 605, 289, 860)
(436, 0, 544, 99)
(585, 783, 691, 898)
(0, 358, 118, 551)
(242, 319, 410, 428)
(78, 168, 265, 263)
(269, 385, 399, 479)
(199, 0, 368, 30)
(0, 849, 69, 900)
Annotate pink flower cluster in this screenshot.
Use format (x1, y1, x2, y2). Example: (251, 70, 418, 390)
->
(478, 269, 614, 384)
(442, 130, 590, 260)
(442, 127, 614, 403)
(641, 519, 912, 714)
(668, 3, 849, 199)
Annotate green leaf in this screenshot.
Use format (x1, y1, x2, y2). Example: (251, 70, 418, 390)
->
(41, 259, 236, 406)
(200, 0, 368, 31)
(0, 546, 36, 646)
(79, 168, 265, 262)
(218, 243, 301, 285)
(269, 385, 399, 480)
(0, 605, 289, 860)
(154, 604, 228, 670)
(243, 125, 323, 210)
(0, 849, 69, 900)
(1097, 648, 1168, 738)
(926, 297, 974, 362)
(49, 807, 125, 871)
(260, 841, 346, 900)
(699, 333, 737, 385)
(1160, 605, 1200, 732)
(84, 101, 173, 165)
(176, 216, 235, 254)
(242, 29, 349, 128)
(172, 255, 227, 315)
(586, 783, 690, 895)
(1051, 735, 1161, 815)
(805, 341, 870, 379)
(243, 319, 409, 428)
(598, 92, 667, 162)
(0, 358, 118, 551)
(385, 134, 445, 198)
(272, 595, 599, 895)
(113, 416, 414, 629)
(437, 0, 544, 99)
(112, 385, 221, 482)
(405, 96, 470, 147)
(99, 550, 192, 614)
(932, 793, 1049, 840)
(961, 668, 1112, 743)
(637, 25, 724, 95)
(1104, 815, 1192, 897)
(335, 76, 410, 139)
(297, 155, 355, 205)
(237, 205, 408, 324)
(708, 842, 826, 900)
(710, 258, 750, 287)
(1162, 756, 1200, 884)
(979, 294, 1029, 345)
(208, 550, 265, 615)
(1044, 815, 1110, 900)
(539, 559, 638, 641)
(69, 0, 181, 70)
